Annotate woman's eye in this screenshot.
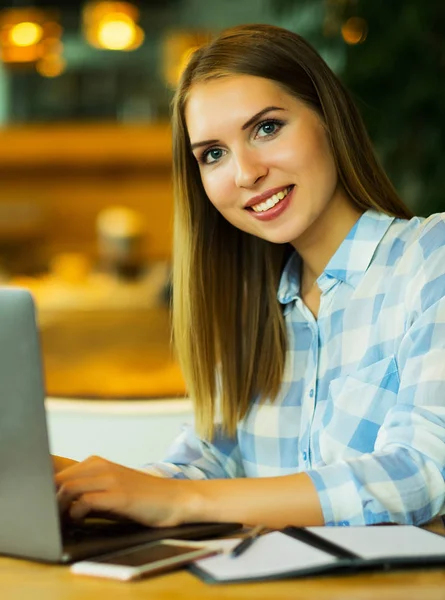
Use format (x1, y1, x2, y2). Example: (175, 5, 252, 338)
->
(202, 148, 225, 164)
(255, 119, 283, 138)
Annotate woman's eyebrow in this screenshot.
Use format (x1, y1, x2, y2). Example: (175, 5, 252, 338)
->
(190, 106, 285, 152)
(241, 106, 285, 130)
(191, 138, 219, 152)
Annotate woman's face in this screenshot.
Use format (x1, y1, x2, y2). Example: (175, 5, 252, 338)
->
(185, 74, 345, 249)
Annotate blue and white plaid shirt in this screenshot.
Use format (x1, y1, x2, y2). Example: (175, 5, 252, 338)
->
(148, 210, 445, 526)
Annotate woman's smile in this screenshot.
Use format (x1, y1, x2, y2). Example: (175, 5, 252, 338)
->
(246, 184, 295, 221)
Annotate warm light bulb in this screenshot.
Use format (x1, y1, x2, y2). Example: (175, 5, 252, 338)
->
(36, 54, 66, 78)
(97, 13, 136, 50)
(9, 21, 43, 47)
(341, 17, 368, 45)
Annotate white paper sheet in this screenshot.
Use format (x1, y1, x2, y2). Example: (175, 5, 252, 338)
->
(307, 525, 445, 560)
(193, 531, 336, 581)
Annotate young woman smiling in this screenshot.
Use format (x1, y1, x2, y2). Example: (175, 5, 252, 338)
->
(56, 24, 445, 530)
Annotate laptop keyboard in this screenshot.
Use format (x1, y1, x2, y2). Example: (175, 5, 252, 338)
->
(62, 519, 146, 543)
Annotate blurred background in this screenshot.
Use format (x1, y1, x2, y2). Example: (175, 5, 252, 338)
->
(0, 0, 443, 405)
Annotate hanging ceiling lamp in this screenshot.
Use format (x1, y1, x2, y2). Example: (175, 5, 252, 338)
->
(83, 1, 144, 51)
(0, 7, 63, 68)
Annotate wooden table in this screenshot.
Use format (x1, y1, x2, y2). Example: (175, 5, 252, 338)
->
(3, 520, 445, 600)
(2, 554, 445, 600)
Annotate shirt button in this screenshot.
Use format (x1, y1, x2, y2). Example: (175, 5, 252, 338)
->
(302, 451, 307, 461)
(309, 389, 314, 398)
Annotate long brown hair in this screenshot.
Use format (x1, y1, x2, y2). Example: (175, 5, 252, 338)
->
(171, 24, 413, 439)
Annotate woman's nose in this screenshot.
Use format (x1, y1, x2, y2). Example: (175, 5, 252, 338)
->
(234, 149, 268, 188)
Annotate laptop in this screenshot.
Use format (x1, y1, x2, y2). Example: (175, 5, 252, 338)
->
(0, 287, 240, 563)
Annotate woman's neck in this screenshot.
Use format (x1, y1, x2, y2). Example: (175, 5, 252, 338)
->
(293, 190, 364, 293)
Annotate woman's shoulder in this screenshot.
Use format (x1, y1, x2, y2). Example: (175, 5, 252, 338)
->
(392, 213, 445, 307)
(391, 212, 445, 260)
(414, 212, 445, 256)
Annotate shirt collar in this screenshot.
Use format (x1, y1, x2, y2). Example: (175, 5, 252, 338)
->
(277, 209, 395, 305)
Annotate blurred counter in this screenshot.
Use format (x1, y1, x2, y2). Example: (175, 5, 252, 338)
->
(11, 260, 185, 399)
(40, 305, 185, 398)
(0, 122, 172, 170)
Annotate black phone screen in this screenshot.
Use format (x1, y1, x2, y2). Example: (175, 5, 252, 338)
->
(96, 543, 200, 567)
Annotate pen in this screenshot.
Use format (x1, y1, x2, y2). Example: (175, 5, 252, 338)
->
(230, 525, 266, 558)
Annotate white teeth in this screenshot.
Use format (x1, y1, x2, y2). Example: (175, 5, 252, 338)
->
(251, 187, 291, 213)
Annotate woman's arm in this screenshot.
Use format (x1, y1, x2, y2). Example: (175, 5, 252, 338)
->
(188, 470, 324, 528)
(55, 455, 324, 528)
(54, 426, 324, 528)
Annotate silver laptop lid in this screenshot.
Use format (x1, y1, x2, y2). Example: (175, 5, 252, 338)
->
(0, 287, 63, 562)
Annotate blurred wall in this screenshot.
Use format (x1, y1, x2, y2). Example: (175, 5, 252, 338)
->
(0, 122, 173, 266)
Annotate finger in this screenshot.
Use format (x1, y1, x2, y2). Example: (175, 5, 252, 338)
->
(55, 456, 111, 488)
(52, 455, 78, 473)
(57, 489, 72, 516)
(57, 478, 91, 515)
(58, 474, 111, 497)
(57, 475, 112, 510)
(69, 492, 121, 521)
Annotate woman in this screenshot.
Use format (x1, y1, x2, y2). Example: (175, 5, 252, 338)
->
(56, 24, 445, 528)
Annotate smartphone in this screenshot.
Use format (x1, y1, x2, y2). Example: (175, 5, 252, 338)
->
(70, 539, 220, 581)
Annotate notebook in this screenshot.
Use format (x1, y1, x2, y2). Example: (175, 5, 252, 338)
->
(191, 525, 445, 583)
(0, 287, 241, 563)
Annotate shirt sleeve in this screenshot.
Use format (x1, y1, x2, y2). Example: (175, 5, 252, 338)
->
(306, 222, 445, 526)
(141, 423, 246, 480)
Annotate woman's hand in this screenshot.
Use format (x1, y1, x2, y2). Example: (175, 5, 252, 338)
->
(53, 455, 78, 473)
(55, 456, 196, 527)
